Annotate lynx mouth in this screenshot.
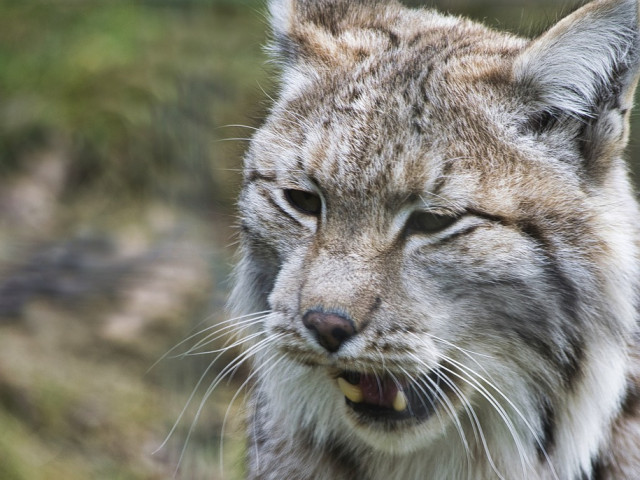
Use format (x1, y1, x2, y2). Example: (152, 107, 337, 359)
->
(337, 369, 444, 422)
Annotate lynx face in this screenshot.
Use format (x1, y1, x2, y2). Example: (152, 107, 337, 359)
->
(232, 0, 640, 478)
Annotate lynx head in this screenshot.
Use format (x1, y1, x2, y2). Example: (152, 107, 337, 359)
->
(231, 0, 640, 476)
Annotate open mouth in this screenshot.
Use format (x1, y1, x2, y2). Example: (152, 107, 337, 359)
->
(336, 369, 445, 422)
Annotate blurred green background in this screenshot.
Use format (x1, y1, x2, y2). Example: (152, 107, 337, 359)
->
(0, 1, 638, 479)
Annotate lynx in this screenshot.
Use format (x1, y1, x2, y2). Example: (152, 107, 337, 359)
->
(229, 0, 640, 478)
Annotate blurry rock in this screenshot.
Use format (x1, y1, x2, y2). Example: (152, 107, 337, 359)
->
(0, 236, 126, 319)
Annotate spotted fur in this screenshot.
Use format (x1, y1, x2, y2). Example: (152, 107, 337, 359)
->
(230, 0, 640, 478)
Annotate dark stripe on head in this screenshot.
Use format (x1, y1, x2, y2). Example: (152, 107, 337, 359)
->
(295, 154, 306, 174)
(246, 169, 277, 185)
(368, 25, 400, 47)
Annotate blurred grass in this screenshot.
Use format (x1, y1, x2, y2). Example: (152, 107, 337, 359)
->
(0, 1, 639, 480)
(0, 0, 272, 211)
(0, 1, 269, 479)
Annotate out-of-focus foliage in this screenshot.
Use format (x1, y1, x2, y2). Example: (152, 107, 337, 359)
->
(0, 0, 271, 210)
(0, 1, 268, 479)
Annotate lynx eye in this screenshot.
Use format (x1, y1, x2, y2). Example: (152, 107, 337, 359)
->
(284, 189, 322, 215)
(406, 211, 457, 235)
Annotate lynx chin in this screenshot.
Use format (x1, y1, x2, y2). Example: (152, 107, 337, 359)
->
(228, 0, 640, 478)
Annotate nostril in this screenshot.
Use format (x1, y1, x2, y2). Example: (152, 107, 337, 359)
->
(302, 310, 356, 352)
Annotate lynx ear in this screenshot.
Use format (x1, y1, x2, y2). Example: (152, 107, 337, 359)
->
(515, 0, 640, 176)
(515, 0, 640, 120)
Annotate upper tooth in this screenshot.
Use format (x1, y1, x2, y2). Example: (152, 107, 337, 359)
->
(337, 377, 364, 403)
(393, 390, 408, 412)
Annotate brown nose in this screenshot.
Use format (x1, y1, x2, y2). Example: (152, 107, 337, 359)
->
(302, 310, 356, 352)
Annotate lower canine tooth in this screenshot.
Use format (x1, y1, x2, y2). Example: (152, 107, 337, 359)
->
(337, 377, 364, 403)
(393, 390, 408, 412)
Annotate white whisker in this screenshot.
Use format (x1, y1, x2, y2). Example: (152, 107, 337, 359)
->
(401, 361, 471, 460)
(394, 365, 442, 427)
(182, 315, 268, 356)
(148, 311, 270, 373)
(172, 333, 283, 477)
(181, 329, 265, 356)
(442, 356, 559, 480)
(218, 351, 287, 475)
(437, 362, 531, 479)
